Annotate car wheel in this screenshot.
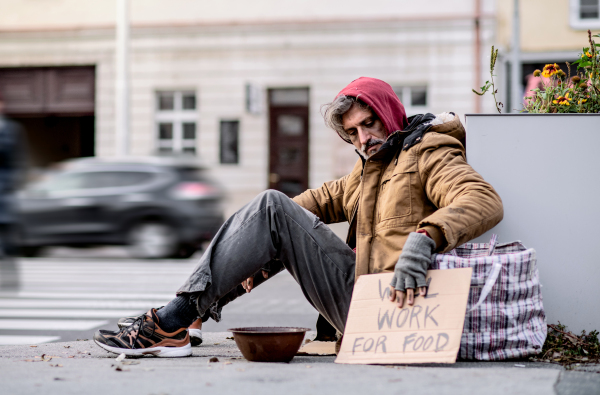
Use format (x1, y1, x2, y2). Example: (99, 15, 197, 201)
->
(20, 246, 42, 258)
(127, 222, 177, 259)
(170, 244, 197, 259)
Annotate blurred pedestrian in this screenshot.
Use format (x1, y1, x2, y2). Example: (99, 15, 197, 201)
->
(94, 77, 503, 357)
(0, 92, 27, 289)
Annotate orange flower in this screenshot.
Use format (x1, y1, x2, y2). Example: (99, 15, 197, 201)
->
(552, 92, 572, 105)
(542, 63, 560, 78)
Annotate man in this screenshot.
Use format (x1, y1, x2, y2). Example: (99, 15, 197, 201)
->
(94, 77, 503, 357)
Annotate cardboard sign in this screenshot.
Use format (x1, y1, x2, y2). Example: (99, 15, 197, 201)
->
(335, 268, 472, 364)
(297, 341, 336, 356)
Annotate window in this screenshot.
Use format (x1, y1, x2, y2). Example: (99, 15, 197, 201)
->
(30, 172, 88, 193)
(570, 0, 600, 29)
(27, 171, 153, 195)
(220, 120, 239, 164)
(581, 0, 599, 18)
(393, 86, 428, 114)
(84, 172, 154, 189)
(155, 91, 198, 155)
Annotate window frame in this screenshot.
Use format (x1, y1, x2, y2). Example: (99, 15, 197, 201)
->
(392, 85, 429, 115)
(570, 0, 600, 30)
(154, 90, 198, 155)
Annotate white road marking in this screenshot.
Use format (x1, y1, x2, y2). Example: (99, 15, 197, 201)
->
(0, 309, 142, 318)
(0, 300, 170, 309)
(0, 292, 176, 300)
(0, 335, 61, 345)
(0, 259, 199, 344)
(0, 319, 108, 331)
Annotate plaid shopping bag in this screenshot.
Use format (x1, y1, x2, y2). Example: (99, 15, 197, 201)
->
(430, 235, 547, 360)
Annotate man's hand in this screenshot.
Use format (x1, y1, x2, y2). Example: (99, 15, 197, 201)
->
(389, 232, 436, 308)
(390, 286, 428, 308)
(242, 270, 269, 293)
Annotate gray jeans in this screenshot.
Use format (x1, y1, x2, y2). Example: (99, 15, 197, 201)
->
(177, 190, 356, 332)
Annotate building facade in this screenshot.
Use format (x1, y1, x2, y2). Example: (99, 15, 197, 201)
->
(496, 0, 600, 110)
(0, 0, 496, 215)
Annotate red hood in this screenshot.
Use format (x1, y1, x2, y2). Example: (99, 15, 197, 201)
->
(336, 77, 408, 141)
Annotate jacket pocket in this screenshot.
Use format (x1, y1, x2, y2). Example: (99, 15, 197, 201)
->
(378, 161, 417, 221)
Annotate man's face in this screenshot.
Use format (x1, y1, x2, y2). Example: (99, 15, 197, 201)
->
(342, 104, 387, 159)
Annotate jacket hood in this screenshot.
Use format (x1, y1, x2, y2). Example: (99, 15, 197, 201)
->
(336, 77, 408, 138)
(394, 112, 465, 149)
(427, 112, 465, 146)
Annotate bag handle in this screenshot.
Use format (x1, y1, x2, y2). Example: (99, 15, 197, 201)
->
(468, 234, 500, 313)
(487, 234, 498, 256)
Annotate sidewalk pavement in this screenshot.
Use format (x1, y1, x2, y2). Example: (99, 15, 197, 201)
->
(1, 332, 599, 395)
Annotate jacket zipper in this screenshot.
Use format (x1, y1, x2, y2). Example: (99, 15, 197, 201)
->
(373, 163, 386, 237)
(348, 197, 359, 229)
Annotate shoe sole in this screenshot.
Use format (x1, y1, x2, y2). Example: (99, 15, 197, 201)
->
(94, 339, 192, 357)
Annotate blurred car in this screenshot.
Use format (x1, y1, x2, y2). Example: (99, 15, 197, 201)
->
(15, 156, 225, 259)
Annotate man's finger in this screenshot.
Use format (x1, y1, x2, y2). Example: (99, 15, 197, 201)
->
(245, 277, 253, 293)
(419, 286, 427, 297)
(389, 286, 396, 302)
(396, 290, 405, 308)
(406, 288, 415, 306)
(262, 270, 269, 279)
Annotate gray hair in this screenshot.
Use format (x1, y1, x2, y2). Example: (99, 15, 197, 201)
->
(321, 95, 371, 143)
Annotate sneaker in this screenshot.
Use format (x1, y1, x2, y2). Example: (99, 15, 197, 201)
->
(118, 309, 202, 347)
(189, 328, 203, 346)
(94, 308, 191, 357)
(118, 306, 164, 329)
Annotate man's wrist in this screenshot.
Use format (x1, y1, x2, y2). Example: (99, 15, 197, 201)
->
(416, 226, 444, 251)
(416, 229, 431, 238)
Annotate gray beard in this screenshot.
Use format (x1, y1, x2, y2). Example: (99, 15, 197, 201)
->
(359, 138, 385, 159)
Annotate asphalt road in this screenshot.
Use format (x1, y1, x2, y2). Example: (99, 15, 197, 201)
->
(0, 246, 318, 345)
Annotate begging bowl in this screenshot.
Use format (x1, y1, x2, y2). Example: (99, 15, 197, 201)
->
(228, 327, 310, 362)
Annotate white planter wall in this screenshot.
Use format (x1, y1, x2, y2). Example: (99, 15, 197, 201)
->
(465, 114, 600, 333)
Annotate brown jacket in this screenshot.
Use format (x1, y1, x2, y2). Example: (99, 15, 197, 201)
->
(292, 114, 503, 280)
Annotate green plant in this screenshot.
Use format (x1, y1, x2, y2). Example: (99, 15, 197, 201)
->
(474, 30, 600, 114)
(472, 46, 503, 113)
(530, 323, 600, 367)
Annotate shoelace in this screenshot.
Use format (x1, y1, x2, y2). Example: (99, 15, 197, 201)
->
(123, 314, 156, 349)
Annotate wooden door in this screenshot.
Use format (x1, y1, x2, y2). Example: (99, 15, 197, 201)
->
(268, 88, 309, 197)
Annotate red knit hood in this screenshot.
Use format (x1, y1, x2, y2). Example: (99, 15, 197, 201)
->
(336, 77, 408, 142)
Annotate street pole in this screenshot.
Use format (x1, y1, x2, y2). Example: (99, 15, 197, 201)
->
(115, 0, 130, 156)
(474, 0, 482, 113)
(510, 0, 521, 113)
